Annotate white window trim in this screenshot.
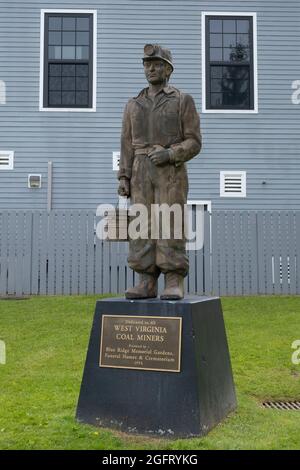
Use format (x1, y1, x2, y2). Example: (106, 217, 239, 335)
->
(0, 151, 14, 170)
(220, 171, 247, 198)
(187, 200, 212, 213)
(201, 11, 258, 114)
(0, 80, 6, 105)
(186, 200, 212, 251)
(39, 9, 97, 112)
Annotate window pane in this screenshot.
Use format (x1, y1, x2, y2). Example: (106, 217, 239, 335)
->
(62, 31, 75, 45)
(234, 79, 249, 94)
(223, 19, 236, 33)
(62, 76, 75, 91)
(222, 78, 234, 92)
(210, 33, 222, 48)
(76, 92, 89, 106)
(210, 48, 222, 61)
(76, 17, 90, 31)
(237, 20, 249, 34)
(49, 31, 61, 45)
(235, 66, 249, 80)
(237, 34, 249, 47)
(62, 91, 75, 105)
(210, 93, 223, 107)
(223, 47, 249, 62)
(49, 17, 62, 30)
(223, 65, 249, 80)
(48, 46, 61, 59)
(76, 46, 89, 59)
(230, 46, 249, 62)
(76, 31, 89, 45)
(223, 91, 249, 107)
(211, 79, 222, 92)
(49, 91, 61, 105)
(63, 17, 76, 30)
(211, 66, 222, 78)
(223, 48, 234, 61)
(62, 64, 75, 76)
(49, 76, 61, 90)
(76, 77, 89, 91)
(49, 64, 61, 76)
(62, 46, 75, 59)
(210, 19, 222, 33)
(76, 64, 89, 76)
(223, 34, 236, 48)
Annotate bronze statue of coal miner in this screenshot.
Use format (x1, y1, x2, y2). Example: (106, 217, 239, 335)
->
(118, 44, 202, 300)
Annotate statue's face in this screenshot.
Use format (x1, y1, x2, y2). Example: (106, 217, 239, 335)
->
(144, 59, 170, 85)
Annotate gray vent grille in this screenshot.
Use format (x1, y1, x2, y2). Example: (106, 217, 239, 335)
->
(224, 175, 243, 193)
(262, 401, 300, 411)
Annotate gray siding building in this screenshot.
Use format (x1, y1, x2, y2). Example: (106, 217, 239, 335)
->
(0, 0, 299, 211)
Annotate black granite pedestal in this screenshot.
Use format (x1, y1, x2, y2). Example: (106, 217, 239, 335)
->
(76, 296, 237, 438)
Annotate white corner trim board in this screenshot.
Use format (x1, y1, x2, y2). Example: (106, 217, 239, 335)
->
(0, 80, 6, 105)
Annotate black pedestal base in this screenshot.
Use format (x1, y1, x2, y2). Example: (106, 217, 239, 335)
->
(76, 296, 237, 437)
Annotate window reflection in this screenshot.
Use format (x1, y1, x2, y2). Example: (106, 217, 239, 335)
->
(207, 17, 253, 109)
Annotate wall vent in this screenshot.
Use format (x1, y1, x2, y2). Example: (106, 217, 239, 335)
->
(0, 151, 14, 170)
(220, 171, 246, 197)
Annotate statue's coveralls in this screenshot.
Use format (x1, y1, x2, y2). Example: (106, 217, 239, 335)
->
(118, 85, 201, 277)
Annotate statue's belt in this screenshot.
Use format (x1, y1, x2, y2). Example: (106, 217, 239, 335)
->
(134, 146, 166, 157)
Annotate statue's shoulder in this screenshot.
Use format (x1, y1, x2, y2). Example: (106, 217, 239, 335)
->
(132, 87, 148, 100)
(166, 86, 193, 102)
(176, 89, 197, 109)
(167, 85, 181, 95)
(124, 88, 147, 110)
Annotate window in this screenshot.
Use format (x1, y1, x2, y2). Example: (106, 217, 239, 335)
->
(220, 171, 246, 197)
(202, 13, 257, 113)
(40, 10, 97, 111)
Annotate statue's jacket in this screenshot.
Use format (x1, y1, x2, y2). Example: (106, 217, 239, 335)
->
(118, 85, 202, 181)
(117, 85, 201, 276)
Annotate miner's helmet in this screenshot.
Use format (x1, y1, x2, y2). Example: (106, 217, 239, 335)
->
(142, 44, 174, 71)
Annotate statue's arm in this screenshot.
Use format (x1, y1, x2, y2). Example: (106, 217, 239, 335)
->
(169, 94, 202, 166)
(118, 102, 134, 181)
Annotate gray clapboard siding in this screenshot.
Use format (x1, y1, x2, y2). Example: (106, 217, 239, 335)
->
(0, 1, 300, 210)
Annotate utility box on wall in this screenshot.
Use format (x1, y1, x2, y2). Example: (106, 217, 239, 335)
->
(28, 174, 42, 189)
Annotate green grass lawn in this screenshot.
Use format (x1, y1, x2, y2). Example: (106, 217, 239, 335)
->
(0, 295, 299, 450)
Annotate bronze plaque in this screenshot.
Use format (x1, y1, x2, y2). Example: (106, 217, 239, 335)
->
(99, 315, 182, 372)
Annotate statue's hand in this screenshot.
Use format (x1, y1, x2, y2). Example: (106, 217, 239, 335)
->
(118, 178, 130, 197)
(148, 149, 171, 166)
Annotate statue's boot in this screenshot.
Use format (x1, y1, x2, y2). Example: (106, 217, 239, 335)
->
(160, 272, 184, 300)
(125, 273, 158, 299)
